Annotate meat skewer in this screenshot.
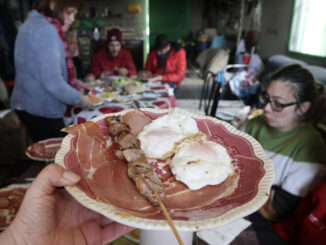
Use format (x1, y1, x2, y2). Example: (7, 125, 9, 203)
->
(105, 116, 166, 205)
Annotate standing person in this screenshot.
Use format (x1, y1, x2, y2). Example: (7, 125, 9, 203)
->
(144, 34, 187, 91)
(245, 64, 326, 222)
(66, 30, 86, 80)
(11, 0, 93, 143)
(86, 28, 137, 81)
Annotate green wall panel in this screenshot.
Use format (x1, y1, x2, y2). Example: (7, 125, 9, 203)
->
(149, 0, 191, 46)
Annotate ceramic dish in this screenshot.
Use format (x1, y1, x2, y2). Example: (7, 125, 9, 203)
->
(55, 108, 274, 231)
(26, 138, 63, 162)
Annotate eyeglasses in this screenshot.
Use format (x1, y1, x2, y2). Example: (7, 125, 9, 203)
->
(260, 92, 298, 112)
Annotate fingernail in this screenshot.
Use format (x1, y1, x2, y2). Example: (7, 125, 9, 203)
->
(63, 170, 80, 183)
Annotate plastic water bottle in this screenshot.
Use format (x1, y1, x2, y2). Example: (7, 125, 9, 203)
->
(93, 28, 100, 41)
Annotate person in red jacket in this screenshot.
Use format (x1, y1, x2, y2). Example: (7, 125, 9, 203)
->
(144, 34, 187, 91)
(86, 28, 137, 81)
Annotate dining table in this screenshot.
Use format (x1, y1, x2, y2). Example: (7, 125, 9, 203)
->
(64, 78, 177, 126)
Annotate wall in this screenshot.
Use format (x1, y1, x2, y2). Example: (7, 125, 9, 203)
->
(259, 0, 325, 66)
(190, 0, 203, 37)
(149, 0, 192, 45)
(82, 0, 146, 40)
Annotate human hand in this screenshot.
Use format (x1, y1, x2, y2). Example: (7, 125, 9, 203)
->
(139, 70, 152, 79)
(85, 73, 96, 83)
(0, 164, 134, 245)
(258, 190, 278, 222)
(115, 67, 129, 76)
(100, 71, 112, 80)
(79, 95, 94, 110)
(77, 79, 88, 90)
(148, 75, 163, 83)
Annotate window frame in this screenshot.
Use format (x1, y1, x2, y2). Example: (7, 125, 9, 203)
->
(287, 0, 326, 58)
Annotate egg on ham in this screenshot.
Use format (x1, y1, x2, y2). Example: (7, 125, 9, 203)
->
(170, 137, 234, 190)
(137, 109, 199, 159)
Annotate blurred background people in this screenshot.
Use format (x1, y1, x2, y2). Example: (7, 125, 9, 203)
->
(245, 64, 326, 222)
(11, 0, 93, 143)
(144, 34, 187, 92)
(86, 28, 137, 81)
(66, 30, 86, 80)
(0, 2, 17, 84)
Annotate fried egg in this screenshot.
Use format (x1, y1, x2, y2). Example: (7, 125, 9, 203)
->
(170, 137, 234, 190)
(138, 109, 199, 159)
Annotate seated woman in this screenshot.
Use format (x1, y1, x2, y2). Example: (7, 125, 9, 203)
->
(245, 64, 326, 222)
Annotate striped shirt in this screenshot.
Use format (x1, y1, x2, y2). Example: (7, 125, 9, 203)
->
(245, 115, 326, 197)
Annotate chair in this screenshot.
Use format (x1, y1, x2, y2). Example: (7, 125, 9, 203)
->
(199, 64, 251, 117)
(199, 71, 224, 117)
(198, 49, 230, 116)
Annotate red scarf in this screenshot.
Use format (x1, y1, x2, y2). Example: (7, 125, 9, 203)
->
(43, 15, 80, 91)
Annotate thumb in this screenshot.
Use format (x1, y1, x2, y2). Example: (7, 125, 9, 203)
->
(26, 164, 80, 198)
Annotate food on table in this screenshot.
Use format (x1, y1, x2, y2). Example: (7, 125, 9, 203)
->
(124, 81, 146, 94)
(85, 79, 105, 87)
(85, 95, 102, 104)
(170, 135, 234, 190)
(30, 142, 46, 156)
(112, 77, 131, 88)
(98, 106, 124, 114)
(26, 138, 63, 161)
(105, 116, 166, 205)
(138, 109, 199, 159)
(0, 185, 28, 230)
(119, 91, 130, 96)
(100, 92, 116, 99)
(103, 87, 117, 93)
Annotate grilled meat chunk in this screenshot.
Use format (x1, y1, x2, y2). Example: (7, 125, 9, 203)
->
(106, 116, 130, 137)
(105, 115, 166, 205)
(117, 132, 141, 150)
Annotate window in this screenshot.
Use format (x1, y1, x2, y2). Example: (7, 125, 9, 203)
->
(288, 0, 326, 57)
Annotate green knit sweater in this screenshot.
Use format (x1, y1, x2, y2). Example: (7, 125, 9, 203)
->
(246, 115, 326, 197)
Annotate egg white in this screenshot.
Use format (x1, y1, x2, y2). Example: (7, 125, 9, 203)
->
(138, 109, 199, 159)
(170, 138, 234, 190)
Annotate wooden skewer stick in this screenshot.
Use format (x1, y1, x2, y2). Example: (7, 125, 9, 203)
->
(155, 192, 184, 245)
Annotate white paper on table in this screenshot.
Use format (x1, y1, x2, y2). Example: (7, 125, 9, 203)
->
(196, 218, 251, 245)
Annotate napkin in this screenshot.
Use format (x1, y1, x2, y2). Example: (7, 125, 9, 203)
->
(196, 218, 251, 245)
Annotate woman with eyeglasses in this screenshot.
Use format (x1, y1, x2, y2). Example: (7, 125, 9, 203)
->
(245, 64, 326, 222)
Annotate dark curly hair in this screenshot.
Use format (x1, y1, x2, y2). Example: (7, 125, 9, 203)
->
(36, 0, 84, 24)
(270, 64, 326, 124)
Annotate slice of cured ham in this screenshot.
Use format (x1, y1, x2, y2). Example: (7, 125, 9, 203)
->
(64, 120, 158, 214)
(0, 186, 28, 230)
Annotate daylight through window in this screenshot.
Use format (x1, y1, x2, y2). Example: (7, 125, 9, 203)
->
(288, 0, 326, 57)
